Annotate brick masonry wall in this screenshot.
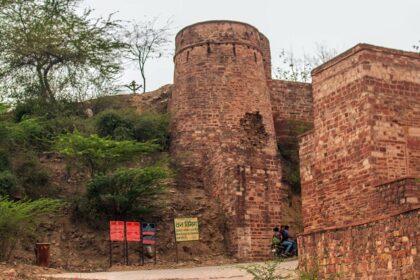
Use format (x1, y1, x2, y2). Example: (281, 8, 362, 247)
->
(269, 79, 313, 147)
(298, 131, 317, 229)
(298, 209, 420, 280)
(299, 44, 420, 277)
(258, 32, 272, 79)
(269, 80, 313, 193)
(268, 80, 313, 126)
(170, 21, 285, 259)
(299, 44, 420, 232)
(375, 178, 420, 217)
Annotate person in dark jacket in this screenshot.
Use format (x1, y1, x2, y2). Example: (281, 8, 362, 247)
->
(280, 225, 297, 255)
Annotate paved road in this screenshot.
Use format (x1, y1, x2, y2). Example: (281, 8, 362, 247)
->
(47, 260, 298, 280)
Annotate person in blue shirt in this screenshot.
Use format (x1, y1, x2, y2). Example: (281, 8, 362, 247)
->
(280, 225, 297, 256)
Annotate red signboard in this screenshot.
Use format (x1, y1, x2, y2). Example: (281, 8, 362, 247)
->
(109, 221, 125, 241)
(126, 222, 141, 242)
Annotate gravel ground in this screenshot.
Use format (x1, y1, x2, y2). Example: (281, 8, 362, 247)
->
(45, 260, 298, 280)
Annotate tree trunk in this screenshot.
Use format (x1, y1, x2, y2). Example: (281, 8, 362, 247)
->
(36, 66, 49, 102)
(139, 61, 146, 93)
(43, 68, 56, 104)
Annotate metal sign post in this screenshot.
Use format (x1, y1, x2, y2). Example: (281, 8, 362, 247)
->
(174, 217, 200, 263)
(142, 223, 157, 264)
(109, 221, 125, 267)
(125, 221, 141, 265)
(109, 221, 154, 266)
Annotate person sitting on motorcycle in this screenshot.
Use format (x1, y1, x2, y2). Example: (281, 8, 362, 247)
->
(281, 225, 297, 256)
(271, 226, 282, 253)
(272, 227, 281, 244)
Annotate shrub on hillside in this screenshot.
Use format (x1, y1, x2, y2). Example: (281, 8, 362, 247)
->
(2, 113, 94, 152)
(0, 103, 9, 116)
(0, 124, 8, 146)
(55, 132, 160, 175)
(0, 171, 21, 198)
(95, 110, 135, 140)
(43, 116, 95, 136)
(7, 118, 50, 150)
(86, 166, 169, 219)
(0, 197, 61, 260)
(14, 101, 35, 122)
(95, 110, 170, 147)
(133, 113, 170, 148)
(16, 160, 50, 199)
(14, 98, 87, 122)
(0, 150, 10, 171)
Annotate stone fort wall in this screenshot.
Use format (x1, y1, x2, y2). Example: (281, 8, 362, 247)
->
(170, 21, 287, 259)
(298, 44, 420, 278)
(168, 20, 420, 273)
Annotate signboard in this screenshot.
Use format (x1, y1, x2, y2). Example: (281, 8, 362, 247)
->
(126, 222, 141, 242)
(174, 217, 199, 242)
(109, 221, 125, 241)
(142, 223, 156, 245)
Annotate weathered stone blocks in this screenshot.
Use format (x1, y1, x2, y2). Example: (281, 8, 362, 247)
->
(170, 21, 285, 259)
(298, 44, 420, 278)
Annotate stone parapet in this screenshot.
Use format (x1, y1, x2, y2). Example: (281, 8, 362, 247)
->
(298, 209, 420, 279)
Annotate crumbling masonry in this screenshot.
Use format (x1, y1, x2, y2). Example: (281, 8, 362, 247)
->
(168, 20, 420, 276)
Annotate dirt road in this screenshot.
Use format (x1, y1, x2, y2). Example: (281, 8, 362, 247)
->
(47, 260, 298, 280)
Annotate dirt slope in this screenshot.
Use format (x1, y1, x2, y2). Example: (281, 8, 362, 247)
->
(7, 84, 302, 271)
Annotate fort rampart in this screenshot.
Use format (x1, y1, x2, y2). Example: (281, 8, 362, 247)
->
(170, 21, 286, 259)
(168, 21, 420, 274)
(298, 44, 420, 278)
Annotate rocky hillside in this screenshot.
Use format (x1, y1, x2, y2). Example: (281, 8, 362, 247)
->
(1, 85, 232, 272)
(1, 84, 303, 272)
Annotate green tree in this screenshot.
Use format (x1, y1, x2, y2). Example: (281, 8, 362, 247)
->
(0, 0, 125, 104)
(0, 197, 61, 260)
(86, 166, 169, 219)
(55, 132, 160, 176)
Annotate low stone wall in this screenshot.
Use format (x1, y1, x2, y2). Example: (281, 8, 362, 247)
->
(298, 209, 420, 279)
(375, 178, 420, 217)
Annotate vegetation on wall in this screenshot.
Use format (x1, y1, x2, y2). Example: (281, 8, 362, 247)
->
(278, 120, 313, 193)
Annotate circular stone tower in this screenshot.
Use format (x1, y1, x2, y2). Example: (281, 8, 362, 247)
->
(170, 21, 284, 259)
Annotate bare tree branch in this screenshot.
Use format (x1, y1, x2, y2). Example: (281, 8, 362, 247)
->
(124, 17, 172, 93)
(274, 43, 338, 82)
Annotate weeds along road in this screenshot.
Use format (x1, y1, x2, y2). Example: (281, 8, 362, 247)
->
(46, 260, 298, 280)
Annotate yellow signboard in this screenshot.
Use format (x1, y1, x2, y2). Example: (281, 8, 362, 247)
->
(174, 217, 199, 242)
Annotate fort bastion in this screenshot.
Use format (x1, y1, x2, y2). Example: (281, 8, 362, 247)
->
(167, 20, 420, 277)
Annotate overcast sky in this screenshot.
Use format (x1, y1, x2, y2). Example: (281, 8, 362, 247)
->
(82, 0, 420, 92)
